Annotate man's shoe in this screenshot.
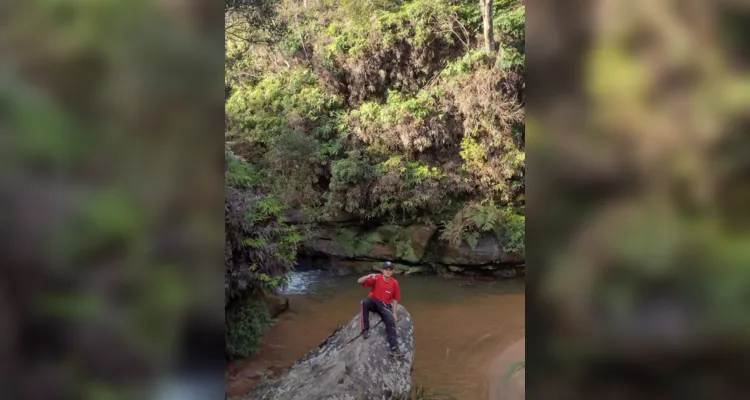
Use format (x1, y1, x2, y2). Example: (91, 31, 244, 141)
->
(389, 348, 406, 359)
(362, 329, 370, 339)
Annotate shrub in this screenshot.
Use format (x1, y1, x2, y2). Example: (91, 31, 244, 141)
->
(225, 297, 275, 359)
(441, 202, 525, 254)
(327, 153, 448, 220)
(347, 88, 455, 156)
(224, 152, 301, 304)
(225, 68, 344, 205)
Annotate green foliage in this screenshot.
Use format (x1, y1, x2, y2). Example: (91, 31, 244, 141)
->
(329, 152, 379, 186)
(225, 153, 301, 304)
(347, 88, 451, 157)
(224, 0, 526, 275)
(225, 297, 275, 359)
(226, 68, 344, 204)
(442, 202, 525, 254)
(226, 68, 341, 144)
(324, 0, 480, 58)
(226, 151, 261, 188)
(493, 2, 524, 50)
(377, 155, 444, 187)
(496, 45, 524, 72)
(440, 49, 490, 77)
(328, 152, 446, 220)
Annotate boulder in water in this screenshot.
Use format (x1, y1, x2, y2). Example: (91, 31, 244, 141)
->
(263, 294, 290, 318)
(237, 305, 415, 400)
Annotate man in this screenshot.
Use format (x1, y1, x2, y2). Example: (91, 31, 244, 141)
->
(357, 261, 404, 358)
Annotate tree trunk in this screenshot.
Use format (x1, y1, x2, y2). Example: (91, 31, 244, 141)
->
(480, 0, 494, 53)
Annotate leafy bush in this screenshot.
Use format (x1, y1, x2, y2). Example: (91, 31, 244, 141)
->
(224, 152, 302, 358)
(225, 0, 526, 255)
(493, 2, 524, 51)
(224, 152, 301, 304)
(313, 0, 481, 104)
(226, 68, 344, 205)
(496, 45, 524, 72)
(440, 49, 490, 77)
(226, 297, 275, 359)
(442, 65, 525, 203)
(327, 153, 448, 220)
(348, 89, 454, 156)
(442, 202, 525, 254)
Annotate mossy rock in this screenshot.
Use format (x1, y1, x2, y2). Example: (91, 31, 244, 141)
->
(439, 234, 523, 265)
(448, 265, 464, 273)
(362, 224, 437, 262)
(405, 266, 430, 275)
(308, 224, 438, 264)
(401, 224, 437, 262)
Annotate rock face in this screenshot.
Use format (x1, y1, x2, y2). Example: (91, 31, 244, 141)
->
(438, 234, 522, 265)
(302, 226, 351, 258)
(302, 224, 437, 262)
(239, 305, 415, 400)
(300, 222, 525, 277)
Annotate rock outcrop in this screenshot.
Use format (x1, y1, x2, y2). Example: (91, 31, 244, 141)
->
(299, 220, 524, 278)
(438, 234, 522, 266)
(302, 224, 437, 263)
(238, 305, 415, 400)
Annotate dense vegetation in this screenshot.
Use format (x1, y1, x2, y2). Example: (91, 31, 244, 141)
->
(225, 0, 525, 358)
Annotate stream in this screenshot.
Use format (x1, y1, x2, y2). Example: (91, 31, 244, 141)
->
(226, 270, 525, 400)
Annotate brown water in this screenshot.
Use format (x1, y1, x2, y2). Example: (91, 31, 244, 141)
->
(226, 271, 525, 400)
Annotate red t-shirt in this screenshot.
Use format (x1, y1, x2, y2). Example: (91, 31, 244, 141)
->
(363, 275, 401, 304)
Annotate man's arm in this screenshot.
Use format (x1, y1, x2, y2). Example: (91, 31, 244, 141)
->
(357, 273, 377, 284)
(392, 300, 398, 322)
(392, 282, 401, 322)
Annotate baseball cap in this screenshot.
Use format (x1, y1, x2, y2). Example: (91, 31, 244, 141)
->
(382, 261, 394, 269)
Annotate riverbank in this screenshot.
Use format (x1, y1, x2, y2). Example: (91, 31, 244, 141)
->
(225, 271, 525, 399)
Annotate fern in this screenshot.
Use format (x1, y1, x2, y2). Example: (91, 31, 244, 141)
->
(441, 201, 524, 254)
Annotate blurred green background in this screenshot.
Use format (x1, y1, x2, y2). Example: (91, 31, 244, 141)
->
(528, 0, 750, 398)
(0, 1, 225, 399)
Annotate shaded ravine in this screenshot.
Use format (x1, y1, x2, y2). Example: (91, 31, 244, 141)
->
(225, 271, 525, 400)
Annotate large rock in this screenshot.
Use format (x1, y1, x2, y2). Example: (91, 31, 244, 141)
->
(263, 294, 290, 318)
(238, 305, 415, 400)
(301, 226, 351, 258)
(488, 338, 525, 400)
(439, 234, 523, 265)
(402, 224, 437, 262)
(301, 224, 437, 263)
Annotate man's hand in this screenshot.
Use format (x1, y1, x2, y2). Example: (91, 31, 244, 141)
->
(357, 273, 379, 284)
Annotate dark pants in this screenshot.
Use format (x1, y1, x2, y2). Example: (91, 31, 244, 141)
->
(360, 297, 398, 351)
